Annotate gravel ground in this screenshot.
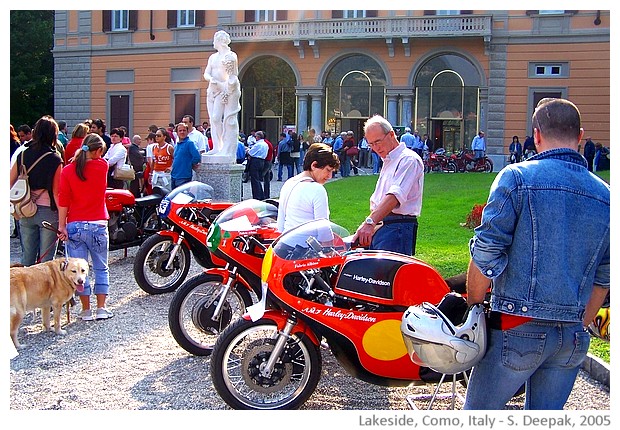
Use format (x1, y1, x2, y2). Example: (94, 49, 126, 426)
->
(8, 170, 610, 411)
(8, 237, 610, 412)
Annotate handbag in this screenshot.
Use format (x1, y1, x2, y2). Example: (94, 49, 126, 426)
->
(346, 146, 359, 157)
(10, 151, 52, 220)
(113, 152, 136, 181)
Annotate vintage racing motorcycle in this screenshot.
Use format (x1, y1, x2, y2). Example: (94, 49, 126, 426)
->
(209, 218, 457, 409)
(167, 199, 280, 356)
(132, 181, 231, 294)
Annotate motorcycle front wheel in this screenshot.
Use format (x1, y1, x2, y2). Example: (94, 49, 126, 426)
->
(133, 234, 191, 294)
(484, 159, 494, 173)
(168, 273, 253, 356)
(211, 318, 322, 410)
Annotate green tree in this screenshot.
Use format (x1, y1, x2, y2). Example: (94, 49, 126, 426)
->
(10, 10, 55, 128)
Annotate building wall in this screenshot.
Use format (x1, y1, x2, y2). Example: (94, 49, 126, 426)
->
(52, 10, 610, 155)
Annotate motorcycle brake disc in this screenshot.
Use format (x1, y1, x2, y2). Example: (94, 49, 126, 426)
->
(241, 343, 292, 393)
(191, 296, 232, 335)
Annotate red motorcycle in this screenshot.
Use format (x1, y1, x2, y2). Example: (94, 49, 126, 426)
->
(424, 148, 457, 173)
(167, 199, 280, 356)
(133, 181, 232, 294)
(451, 150, 493, 173)
(210, 218, 457, 409)
(105, 185, 169, 251)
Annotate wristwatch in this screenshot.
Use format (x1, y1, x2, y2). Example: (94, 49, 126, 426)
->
(365, 216, 375, 226)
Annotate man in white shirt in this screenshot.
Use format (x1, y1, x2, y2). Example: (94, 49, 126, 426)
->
(182, 115, 208, 154)
(353, 115, 424, 255)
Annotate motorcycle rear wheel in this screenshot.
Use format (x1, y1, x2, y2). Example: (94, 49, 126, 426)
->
(133, 234, 191, 294)
(484, 159, 493, 173)
(168, 273, 253, 356)
(211, 318, 322, 410)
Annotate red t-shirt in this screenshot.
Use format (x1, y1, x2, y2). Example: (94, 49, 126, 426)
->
(58, 158, 109, 223)
(64, 137, 84, 164)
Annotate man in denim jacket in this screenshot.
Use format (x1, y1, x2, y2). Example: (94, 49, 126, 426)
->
(464, 98, 610, 410)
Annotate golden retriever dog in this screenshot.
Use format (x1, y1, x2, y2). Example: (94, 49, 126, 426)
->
(10, 257, 89, 349)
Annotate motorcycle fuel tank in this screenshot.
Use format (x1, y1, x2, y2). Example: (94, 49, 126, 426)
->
(334, 252, 449, 307)
(105, 189, 136, 211)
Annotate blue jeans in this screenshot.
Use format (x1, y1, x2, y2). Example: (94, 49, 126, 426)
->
(278, 162, 293, 181)
(171, 177, 191, 190)
(18, 205, 58, 266)
(372, 152, 382, 174)
(370, 216, 417, 255)
(248, 157, 266, 200)
(464, 321, 590, 410)
(65, 221, 110, 296)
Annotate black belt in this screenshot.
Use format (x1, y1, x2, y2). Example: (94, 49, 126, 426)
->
(382, 214, 417, 225)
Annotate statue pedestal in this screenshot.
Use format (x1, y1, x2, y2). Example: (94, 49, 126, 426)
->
(195, 161, 245, 203)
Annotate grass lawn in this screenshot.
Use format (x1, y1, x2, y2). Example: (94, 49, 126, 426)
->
(325, 169, 610, 362)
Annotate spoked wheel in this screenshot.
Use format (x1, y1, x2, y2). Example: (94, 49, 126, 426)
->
(484, 159, 493, 173)
(211, 318, 322, 410)
(446, 161, 458, 173)
(133, 234, 191, 294)
(168, 273, 252, 356)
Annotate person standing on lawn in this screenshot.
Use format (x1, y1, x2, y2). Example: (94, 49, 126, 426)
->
(352, 115, 424, 255)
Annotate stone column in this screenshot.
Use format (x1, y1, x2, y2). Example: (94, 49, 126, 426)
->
(386, 95, 399, 126)
(297, 94, 308, 133)
(310, 94, 323, 133)
(401, 95, 413, 128)
(195, 162, 245, 203)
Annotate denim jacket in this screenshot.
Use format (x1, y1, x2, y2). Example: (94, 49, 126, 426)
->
(470, 148, 610, 322)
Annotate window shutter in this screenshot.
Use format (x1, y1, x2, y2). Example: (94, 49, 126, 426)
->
(244, 10, 254, 22)
(276, 10, 287, 21)
(332, 10, 343, 19)
(195, 10, 205, 27)
(102, 10, 111, 32)
(129, 10, 138, 31)
(167, 10, 176, 28)
(366, 10, 378, 18)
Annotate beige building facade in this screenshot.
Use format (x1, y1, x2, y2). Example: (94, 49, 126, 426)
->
(52, 10, 610, 167)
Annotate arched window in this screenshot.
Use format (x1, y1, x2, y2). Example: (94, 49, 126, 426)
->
(414, 54, 481, 152)
(325, 55, 386, 134)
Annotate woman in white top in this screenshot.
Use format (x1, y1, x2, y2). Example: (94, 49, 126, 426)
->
(277, 143, 340, 233)
(104, 127, 128, 189)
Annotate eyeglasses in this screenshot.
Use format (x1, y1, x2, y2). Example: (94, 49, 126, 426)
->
(155, 134, 163, 137)
(367, 131, 391, 147)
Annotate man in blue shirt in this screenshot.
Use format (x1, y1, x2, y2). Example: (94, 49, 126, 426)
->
(471, 131, 486, 159)
(464, 98, 610, 410)
(170, 122, 201, 189)
(247, 131, 269, 199)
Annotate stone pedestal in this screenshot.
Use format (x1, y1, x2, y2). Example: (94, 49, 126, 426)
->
(195, 160, 245, 203)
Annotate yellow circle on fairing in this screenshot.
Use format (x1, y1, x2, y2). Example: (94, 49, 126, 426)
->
(362, 319, 408, 361)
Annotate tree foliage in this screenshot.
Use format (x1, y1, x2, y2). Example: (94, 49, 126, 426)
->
(10, 10, 55, 128)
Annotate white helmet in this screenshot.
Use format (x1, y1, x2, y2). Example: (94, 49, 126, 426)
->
(401, 294, 487, 374)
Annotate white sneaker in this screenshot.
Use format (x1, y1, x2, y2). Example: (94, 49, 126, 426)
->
(78, 309, 93, 321)
(95, 307, 114, 320)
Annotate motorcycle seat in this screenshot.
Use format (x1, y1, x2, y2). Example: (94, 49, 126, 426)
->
(135, 194, 163, 207)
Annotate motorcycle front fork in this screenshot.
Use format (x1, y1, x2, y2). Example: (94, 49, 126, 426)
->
(260, 317, 296, 378)
(210, 265, 239, 322)
(164, 232, 185, 271)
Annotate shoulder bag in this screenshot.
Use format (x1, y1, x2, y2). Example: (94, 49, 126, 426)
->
(10, 151, 52, 220)
(113, 152, 136, 181)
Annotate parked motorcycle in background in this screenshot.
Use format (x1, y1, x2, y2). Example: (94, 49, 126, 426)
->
(167, 199, 280, 356)
(133, 181, 232, 295)
(106, 186, 170, 251)
(451, 149, 493, 173)
(424, 148, 457, 173)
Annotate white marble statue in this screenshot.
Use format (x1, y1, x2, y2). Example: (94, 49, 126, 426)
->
(203, 30, 241, 163)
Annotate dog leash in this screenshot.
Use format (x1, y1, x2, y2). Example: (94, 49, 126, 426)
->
(41, 221, 68, 268)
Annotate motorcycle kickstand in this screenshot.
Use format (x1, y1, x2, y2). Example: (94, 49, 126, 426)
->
(164, 233, 185, 271)
(260, 317, 296, 379)
(210, 265, 238, 322)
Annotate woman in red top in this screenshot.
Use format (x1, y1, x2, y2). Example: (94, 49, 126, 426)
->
(57, 133, 113, 321)
(64, 123, 91, 164)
